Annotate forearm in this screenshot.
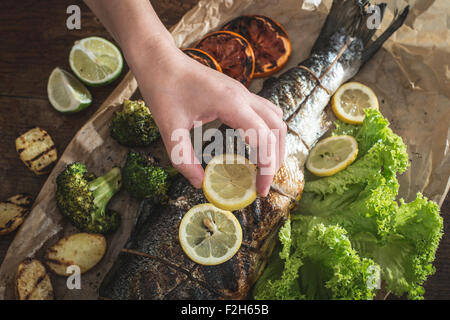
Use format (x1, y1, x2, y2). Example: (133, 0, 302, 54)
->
(84, 0, 285, 194)
(83, 0, 177, 76)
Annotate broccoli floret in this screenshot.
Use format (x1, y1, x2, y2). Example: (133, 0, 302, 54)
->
(110, 99, 159, 147)
(56, 163, 122, 234)
(123, 152, 168, 201)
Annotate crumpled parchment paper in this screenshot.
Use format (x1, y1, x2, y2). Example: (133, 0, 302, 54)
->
(0, 0, 448, 300)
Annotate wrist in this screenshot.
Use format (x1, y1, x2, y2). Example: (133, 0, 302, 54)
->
(125, 32, 179, 78)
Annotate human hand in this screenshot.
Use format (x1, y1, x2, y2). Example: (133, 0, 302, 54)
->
(128, 39, 286, 197)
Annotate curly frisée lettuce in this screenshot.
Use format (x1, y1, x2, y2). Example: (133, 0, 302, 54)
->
(298, 109, 409, 238)
(352, 195, 443, 299)
(253, 218, 379, 300)
(253, 109, 443, 300)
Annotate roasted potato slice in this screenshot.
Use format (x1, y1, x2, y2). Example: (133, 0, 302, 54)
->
(45, 233, 106, 276)
(0, 193, 33, 235)
(16, 258, 54, 300)
(16, 127, 58, 175)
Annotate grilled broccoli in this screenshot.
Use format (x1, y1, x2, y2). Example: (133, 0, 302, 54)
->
(110, 99, 160, 147)
(123, 152, 168, 201)
(56, 163, 122, 234)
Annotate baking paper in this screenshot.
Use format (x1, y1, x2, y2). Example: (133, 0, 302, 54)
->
(0, 0, 448, 299)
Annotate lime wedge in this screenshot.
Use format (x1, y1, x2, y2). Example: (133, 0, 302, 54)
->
(69, 36, 123, 87)
(47, 68, 92, 113)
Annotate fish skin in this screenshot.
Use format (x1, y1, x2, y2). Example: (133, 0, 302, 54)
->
(100, 0, 409, 300)
(100, 175, 288, 299)
(99, 35, 358, 297)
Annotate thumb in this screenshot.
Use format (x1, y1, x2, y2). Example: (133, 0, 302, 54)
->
(162, 126, 204, 189)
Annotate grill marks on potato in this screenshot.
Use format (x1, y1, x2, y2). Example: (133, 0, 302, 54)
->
(15, 234, 105, 299)
(16, 127, 58, 175)
(0, 193, 33, 235)
(45, 233, 107, 276)
(15, 258, 54, 300)
(45, 247, 75, 268)
(6, 193, 33, 207)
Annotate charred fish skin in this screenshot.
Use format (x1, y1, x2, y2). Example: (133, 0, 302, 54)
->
(100, 178, 214, 300)
(100, 142, 289, 300)
(100, 0, 409, 300)
(263, 0, 409, 199)
(260, 32, 362, 125)
(263, 31, 364, 190)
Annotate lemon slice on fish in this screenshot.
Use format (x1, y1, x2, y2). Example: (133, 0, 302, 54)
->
(179, 203, 243, 266)
(332, 82, 379, 124)
(306, 135, 358, 176)
(69, 36, 123, 86)
(203, 154, 257, 211)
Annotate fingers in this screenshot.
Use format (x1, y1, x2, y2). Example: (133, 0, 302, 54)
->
(219, 96, 286, 197)
(153, 82, 286, 196)
(249, 96, 286, 171)
(255, 129, 278, 197)
(251, 93, 284, 119)
(160, 126, 204, 189)
(248, 95, 286, 197)
(256, 172, 275, 199)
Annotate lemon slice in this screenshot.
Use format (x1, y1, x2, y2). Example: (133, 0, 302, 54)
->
(47, 67, 92, 113)
(69, 36, 123, 87)
(332, 82, 379, 124)
(306, 135, 358, 176)
(203, 154, 257, 211)
(179, 203, 243, 265)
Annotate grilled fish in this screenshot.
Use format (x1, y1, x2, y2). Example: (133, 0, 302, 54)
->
(100, 0, 409, 299)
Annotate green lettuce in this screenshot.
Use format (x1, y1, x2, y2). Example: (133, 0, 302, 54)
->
(253, 109, 443, 300)
(298, 109, 409, 239)
(253, 217, 378, 300)
(352, 195, 443, 299)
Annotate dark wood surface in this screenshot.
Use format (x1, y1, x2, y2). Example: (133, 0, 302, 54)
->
(0, 0, 448, 299)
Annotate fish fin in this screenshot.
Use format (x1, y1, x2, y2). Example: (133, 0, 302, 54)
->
(312, 0, 409, 60)
(361, 5, 410, 64)
(356, 3, 386, 45)
(312, 0, 367, 52)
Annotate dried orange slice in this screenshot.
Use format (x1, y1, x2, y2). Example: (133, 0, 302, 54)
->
(182, 48, 222, 73)
(222, 15, 291, 78)
(195, 31, 255, 87)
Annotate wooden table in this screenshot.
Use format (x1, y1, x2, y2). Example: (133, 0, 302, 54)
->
(0, 0, 448, 299)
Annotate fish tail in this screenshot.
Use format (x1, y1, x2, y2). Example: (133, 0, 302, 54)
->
(361, 5, 409, 64)
(312, 0, 409, 63)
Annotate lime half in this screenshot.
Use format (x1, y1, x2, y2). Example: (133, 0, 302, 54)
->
(306, 135, 358, 176)
(69, 36, 123, 87)
(179, 203, 242, 266)
(47, 67, 92, 113)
